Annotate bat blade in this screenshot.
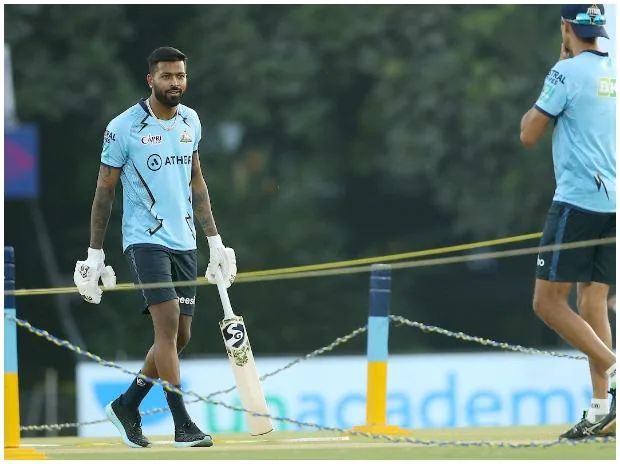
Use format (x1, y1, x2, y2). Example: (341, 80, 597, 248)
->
(220, 315, 273, 436)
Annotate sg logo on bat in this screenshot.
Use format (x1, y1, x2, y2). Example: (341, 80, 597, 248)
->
(220, 317, 250, 367)
(224, 322, 246, 349)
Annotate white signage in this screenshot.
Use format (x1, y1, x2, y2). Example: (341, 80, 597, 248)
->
(77, 352, 592, 437)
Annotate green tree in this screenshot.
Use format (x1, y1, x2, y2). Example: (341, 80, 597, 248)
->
(5, 5, 574, 432)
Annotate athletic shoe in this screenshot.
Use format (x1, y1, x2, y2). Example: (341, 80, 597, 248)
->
(596, 388, 616, 437)
(174, 421, 213, 448)
(559, 411, 602, 440)
(105, 396, 151, 448)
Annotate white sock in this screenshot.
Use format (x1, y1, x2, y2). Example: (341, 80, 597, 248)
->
(586, 398, 610, 423)
(606, 363, 616, 390)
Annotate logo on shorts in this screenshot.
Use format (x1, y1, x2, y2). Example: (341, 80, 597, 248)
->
(141, 134, 162, 145)
(136, 377, 146, 387)
(178, 296, 195, 305)
(537, 256, 545, 267)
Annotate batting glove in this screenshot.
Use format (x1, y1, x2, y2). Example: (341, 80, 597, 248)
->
(206, 235, 237, 288)
(73, 248, 117, 304)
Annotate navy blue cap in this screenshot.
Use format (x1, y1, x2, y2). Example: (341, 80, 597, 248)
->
(562, 4, 609, 39)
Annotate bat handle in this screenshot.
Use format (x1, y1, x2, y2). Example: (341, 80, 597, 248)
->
(214, 267, 236, 320)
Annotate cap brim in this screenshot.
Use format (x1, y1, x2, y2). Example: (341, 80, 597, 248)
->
(572, 23, 609, 39)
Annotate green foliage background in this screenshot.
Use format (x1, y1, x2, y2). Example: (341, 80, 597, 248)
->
(6, 5, 603, 430)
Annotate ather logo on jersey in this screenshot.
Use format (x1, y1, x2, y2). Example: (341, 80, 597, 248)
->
(163, 155, 192, 166)
(146, 154, 191, 171)
(147, 154, 162, 171)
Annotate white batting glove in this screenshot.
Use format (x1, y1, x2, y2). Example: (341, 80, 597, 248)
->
(205, 235, 237, 288)
(73, 248, 117, 304)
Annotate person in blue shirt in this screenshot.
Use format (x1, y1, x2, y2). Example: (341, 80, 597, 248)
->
(73, 47, 237, 448)
(520, 4, 616, 440)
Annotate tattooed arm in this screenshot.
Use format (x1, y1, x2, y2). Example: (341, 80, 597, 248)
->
(191, 151, 218, 237)
(90, 164, 121, 248)
(192, 151, 236, 287)
(73, 163, 119, 304)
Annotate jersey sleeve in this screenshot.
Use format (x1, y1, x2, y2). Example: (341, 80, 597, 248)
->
(193, 112, 202, 152)
(100, 118, 128, 168)
(534, 61, 570, 118)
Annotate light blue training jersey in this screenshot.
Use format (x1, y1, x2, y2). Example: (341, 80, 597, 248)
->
(535, 50, 616, 213)
(101, 99, 201, 252)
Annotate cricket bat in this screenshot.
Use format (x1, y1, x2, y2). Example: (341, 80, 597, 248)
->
(214, 268, 273, 436)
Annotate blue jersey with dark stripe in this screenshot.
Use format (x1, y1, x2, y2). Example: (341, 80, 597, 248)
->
(535, 50, 616, 213)
(101, 99, 201, 252)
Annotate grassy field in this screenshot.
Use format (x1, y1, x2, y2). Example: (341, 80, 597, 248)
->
(14, 426, 615, 460)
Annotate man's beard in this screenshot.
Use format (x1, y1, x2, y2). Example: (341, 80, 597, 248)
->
(154, 86, 184, 107)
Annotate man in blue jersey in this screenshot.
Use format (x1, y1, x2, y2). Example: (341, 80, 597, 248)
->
(73, 47, 237, 448)
(520, 5, 616, 440)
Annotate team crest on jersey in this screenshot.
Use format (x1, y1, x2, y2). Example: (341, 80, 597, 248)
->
(141, 134, 162, 145)
(180, 131, 193, 143)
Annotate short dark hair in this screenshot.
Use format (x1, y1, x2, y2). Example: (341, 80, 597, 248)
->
(148, 47, 187, 73)
(579, 36, 597, 45)
(567, 24, 597, 45)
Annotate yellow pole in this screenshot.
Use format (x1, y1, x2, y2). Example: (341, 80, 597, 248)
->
(5, 371, 21, 447)
(5, 247, 46, 460)
(352, 265, 409, 435)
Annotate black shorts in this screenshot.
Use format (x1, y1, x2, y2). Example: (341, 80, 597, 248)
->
(536, 202, 615, 285)
(124, 244, 197, 316)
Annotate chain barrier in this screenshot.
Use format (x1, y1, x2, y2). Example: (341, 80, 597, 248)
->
(12, 313, 366, 432)
(389, 315, 588, 361)
(11, 314, 614, 448)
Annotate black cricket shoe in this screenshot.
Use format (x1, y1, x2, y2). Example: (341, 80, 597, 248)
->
(105, 396, 151, 448)
(596, 388, 616, 437)
(174, 421, 213, 448)
(559, 411, 602, 440)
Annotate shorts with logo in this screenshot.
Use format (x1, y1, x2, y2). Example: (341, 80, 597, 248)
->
(124, 244, 197, 316)
(536, 201, 615, 285)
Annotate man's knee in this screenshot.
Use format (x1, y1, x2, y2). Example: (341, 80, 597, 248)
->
(177, 328, 191, 353)
(578, 285, 610, 320)
(149, 299, 181, 343)
(532, 280, 570, 321)
(177, 314, 193, 353)
(533, 291, 552, 319)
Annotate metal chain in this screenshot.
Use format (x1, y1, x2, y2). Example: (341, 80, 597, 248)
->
(14, 314, 366, 432)
(389, 315, 588, 360)
(9, 314, 614, 448)
(126, 325, 371, 424)
(16, 311, 589, 433)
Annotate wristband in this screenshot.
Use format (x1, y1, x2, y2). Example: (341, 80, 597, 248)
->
(207, 234, 223, 248)
(87, 247, 105, 262)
